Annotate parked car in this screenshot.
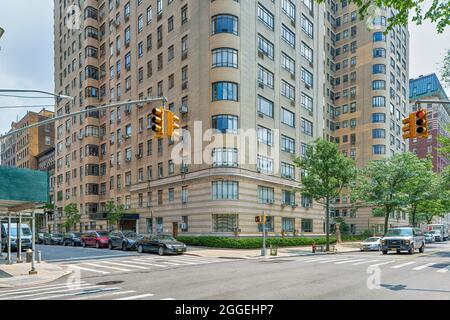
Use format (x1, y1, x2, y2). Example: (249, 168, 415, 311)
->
(381, 227, 425, 255)
(108, 230, 143, 251)
(63, 232, 82, 246)
(360, 237, 382, 251)
(424, 232, 435, 244)
(36, 232, 46, 244)
(426, 224, 449, 241)
(136, 234, 187, 255)
(1, 223, 33, 251)
(44, 233, 65, 245)
(81, 230, 110, 248)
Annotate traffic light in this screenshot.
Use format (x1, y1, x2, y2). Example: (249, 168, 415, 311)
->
(166, 110, 180, 138)
(151, 107, 164, 138)
(415, 109, 428, 138)
(255, 216, 262, 223)
(402, 114, 415, 140)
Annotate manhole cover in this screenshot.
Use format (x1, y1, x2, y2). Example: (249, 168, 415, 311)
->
(96, 280, 124, 286)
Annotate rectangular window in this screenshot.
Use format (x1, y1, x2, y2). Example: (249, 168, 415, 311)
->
(257, 65, 274, 88)
(258, 186, 274, 204)
(281, 108, 295, 127)
(257, 96, 274, 117)
(300, 42, 313, 63)
(281, 135, 295, 154)
(281, 24, 295, 48)
(281, 80, 295, 101)
(212, 181, 239, 200)
(258, 35, 274, 60)
(257, 3, 274, 30)
(281, 52, 295, 75)
(212, 214, 238, 233)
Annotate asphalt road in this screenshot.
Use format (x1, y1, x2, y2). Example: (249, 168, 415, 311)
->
(1, 241, 449, 300)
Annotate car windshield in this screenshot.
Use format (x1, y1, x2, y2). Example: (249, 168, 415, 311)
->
(97, 231, 110, 237)
(364, 237, 379, 242)
(4, 227, 32, 237)
(385, 228, 412, 237)
(125, 232, 138, 238)
(430, 230, 440, 234)
(158, 235, 176, 242)
(73, 233, 81, 237)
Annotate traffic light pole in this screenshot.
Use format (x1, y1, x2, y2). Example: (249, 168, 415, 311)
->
(261, 211, 267, 257)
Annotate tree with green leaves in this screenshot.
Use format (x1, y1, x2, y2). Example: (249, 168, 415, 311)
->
(415, 173, 449, 224)
(316, 0, 450, 33)
(294, 139, 357, 251)
(105, 200, 125, 231)
(437, 124, 450, 159)
(441, 50, 450, 87)
(402, 156, 435, 226)
(352, 152, 430, 234)
(63, 203, 80, 231)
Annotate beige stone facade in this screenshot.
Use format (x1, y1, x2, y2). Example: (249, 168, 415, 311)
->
(53, 0, 410, 235)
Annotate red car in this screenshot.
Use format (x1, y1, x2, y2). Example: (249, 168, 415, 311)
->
(81, 230, 110, 248)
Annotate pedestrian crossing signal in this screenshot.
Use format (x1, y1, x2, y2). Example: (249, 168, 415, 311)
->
(255, 216, 262, 223)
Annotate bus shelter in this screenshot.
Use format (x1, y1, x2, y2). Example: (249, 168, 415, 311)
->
(0, 167, 48, 274)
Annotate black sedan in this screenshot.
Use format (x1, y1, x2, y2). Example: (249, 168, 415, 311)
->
(63, 232, 82, 246)
(108, 231, 142, 251)
(136, 234, 187, 256)
(44, 233, 65, 245)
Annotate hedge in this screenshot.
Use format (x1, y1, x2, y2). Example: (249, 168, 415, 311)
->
(175, 236, 337, 249)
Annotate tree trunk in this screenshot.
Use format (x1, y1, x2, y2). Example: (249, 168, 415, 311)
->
(326, 196, 330, 252)
(412, 204, 417, 227)
(384, 205, 390, 235)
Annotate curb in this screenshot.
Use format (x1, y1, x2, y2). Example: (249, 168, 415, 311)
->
(0, 270, 73, 289)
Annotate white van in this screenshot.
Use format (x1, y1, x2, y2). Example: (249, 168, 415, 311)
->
(1, 223, 33, 251)
(426, 224, 449, 241)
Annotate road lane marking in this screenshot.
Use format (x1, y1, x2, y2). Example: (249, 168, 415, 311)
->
(100, 261, 149, 270)
(31, 287, 122, 300)
(437, 265, 450, 273)
(47, 253, 138, 263)
(1, 284, 99, 300)
(412, 263, 435, 271)
(334, 259, 366, 265)
(369, 260, 395, 267)
(67, 265, 110, 274)
(391, 261, 416, 269)
(0, 281, 87, 295)
(317, 258, 346, 264)
(83, 262, 131, 272)
(114, 293, 154, 300)
(161, 298, 176, 300)
(303, 258, 326, 263)
(70, 290, 136, 300)
(352, 260, 380, 266)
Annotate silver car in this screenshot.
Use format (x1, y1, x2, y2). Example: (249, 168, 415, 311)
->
(360, 237, 382, 251)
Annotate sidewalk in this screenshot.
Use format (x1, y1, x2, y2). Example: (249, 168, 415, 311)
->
(0, 261, 71, 288)
(185, 242, 361, 259)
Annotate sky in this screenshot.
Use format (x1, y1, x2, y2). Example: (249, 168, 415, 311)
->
(0, 0, 449, 134)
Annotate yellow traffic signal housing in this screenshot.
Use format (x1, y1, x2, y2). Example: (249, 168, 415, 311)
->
(151, 107, 165, 138)
(166, 110, 180, 138)
(402, 114, 415, 140)
(415, 109, 428, 138)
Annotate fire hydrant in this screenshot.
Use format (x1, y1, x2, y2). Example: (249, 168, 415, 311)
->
(26, 249, 32, 263)
(312, 242, 317, 254)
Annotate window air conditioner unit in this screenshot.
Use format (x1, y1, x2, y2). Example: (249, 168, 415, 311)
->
(290, 73, 296, 80)
(258, 82, 264, 89)
(258, 51, 264, 59)
(258, 112, 264, 118)
(180, 105, 188, 114)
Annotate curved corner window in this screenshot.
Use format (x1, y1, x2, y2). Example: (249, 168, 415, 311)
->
(212, 48, 238, 68)
(212, 82, 238, 101)
(371, 113, 386, 123)
(212, 115, 238, 134)
(85, 86, 99, 98)
(372, 64, 386, 74)
(211, 15, 238, 35)
(373, 32, 386, 42)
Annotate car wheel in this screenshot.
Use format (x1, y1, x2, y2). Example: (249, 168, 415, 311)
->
(419, 243, 425, 253)
(122, 242, 127, 251)
(108, 242, 113, 250)
(408, 245, 414, 255)
(382, 250, 388, 255)
(158, 247, 165, 256)
(138, 245, 144, 254)
(95, 241, 100, 249)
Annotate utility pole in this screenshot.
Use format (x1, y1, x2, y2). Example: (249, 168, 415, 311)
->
(29, 211, 37, 275)
(261, 211, 267, 256)
(17, 213, 22, 263)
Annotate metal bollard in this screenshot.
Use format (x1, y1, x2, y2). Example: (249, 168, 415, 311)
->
(38, 251, 41, 263)
(26, 249, 32, 263)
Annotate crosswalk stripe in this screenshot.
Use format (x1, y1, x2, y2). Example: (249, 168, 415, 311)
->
(31, 287, 122, 300)
(114, 293, 154, 300)
(369, 260, 395, 267)
(161, 298, 176, 300)
(100, 261, 149, 270)
(128, 259, 166, 267)
(0, 284, 99, 300)
(412, 263, 435, 271)
(392, 261, 416, 269)
(70, 290, 136, 300)
(304, 258, 325, 263)
(83, 262, 131, 272)
(352, 260, 379, 266)
(334, 259, 365, 265)
(317, 258, 344, 264)
(437, 265, 450, 273)
(0, 281, 87, 295)
(67, 265, 111, 274)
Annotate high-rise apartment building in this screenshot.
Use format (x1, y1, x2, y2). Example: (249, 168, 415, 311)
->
(54, 0, 409, 236)
(409, 73, 450, 173)
(1, 109, 55, 170)
(329, 4, 410, 234)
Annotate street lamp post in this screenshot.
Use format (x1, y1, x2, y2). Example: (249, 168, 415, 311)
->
(0, 89, 73, 101)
